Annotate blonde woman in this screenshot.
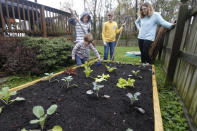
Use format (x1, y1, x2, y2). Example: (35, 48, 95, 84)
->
(135, 2, 175, 64)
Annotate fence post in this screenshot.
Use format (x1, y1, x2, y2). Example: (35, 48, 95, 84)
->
(41, 5, 47, 37)
(0, 0, 5, 31)
(164, 3, 189, 86)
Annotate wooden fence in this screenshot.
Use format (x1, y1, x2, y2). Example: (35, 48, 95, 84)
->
(160, 1, 197, 127)
(0, 0, 73, 39)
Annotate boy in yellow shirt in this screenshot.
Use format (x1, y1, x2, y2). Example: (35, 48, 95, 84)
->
(102, 12, 125, 60)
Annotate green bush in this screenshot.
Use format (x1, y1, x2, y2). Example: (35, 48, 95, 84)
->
(1, 37, 74, 75)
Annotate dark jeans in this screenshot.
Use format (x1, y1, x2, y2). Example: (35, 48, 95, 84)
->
(138, 39, 153, 64)
(75, 55, 86, 65)
(104, 41, 116, 60)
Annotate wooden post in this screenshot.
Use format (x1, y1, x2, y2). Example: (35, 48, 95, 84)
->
(41, 5, 47, 37)
(32, 5, 36, 33)
(164, 4, 189, 86)
(22, 3, 27, 32)
(11, 0, 17, 32)
(17, 0, 22, 31)
(27, 6, 31, 33)
(5, 0, 11, 31)
(0, 0, 6, 31)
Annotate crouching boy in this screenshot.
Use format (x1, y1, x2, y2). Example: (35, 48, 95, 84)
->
(72, 33, 100, 65)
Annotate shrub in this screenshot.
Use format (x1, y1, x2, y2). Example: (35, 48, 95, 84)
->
(0, 37, 74, 75)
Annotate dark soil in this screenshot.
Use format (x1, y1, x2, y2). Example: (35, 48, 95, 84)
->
(0, 62, 153, 131)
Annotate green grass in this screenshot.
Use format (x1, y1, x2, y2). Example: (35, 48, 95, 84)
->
(154, 61, 189, 131)
(0, 46, 189, 130)
(94, 46, 141, 63)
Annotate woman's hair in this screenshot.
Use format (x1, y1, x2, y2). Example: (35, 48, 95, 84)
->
(84, 33, 93, 44)
(138, 2, 154, 18)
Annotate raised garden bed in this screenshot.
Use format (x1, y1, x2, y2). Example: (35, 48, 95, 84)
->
(0, 61, 162, 131)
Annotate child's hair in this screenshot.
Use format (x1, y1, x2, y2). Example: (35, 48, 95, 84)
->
(84, 33, 93, 44)
(107, 12, 113, 17)
(138, 2, 154, 18)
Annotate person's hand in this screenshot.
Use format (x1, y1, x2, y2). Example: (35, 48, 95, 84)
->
(68, 8, 74, 15)
(173, 20, 177, 25)
(97, 56, 101, 61)
(103, 41, 106, 46)
(172, 20, 176, 26)
(72, 57, 75, 61)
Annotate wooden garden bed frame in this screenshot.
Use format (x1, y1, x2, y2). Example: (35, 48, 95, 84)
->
(7, 60, 163, 131)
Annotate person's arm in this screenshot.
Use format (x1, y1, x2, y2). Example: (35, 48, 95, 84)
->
(72, 43, 80, 60)
(102, 23, 106, 46)
(68, 17, 77, 25)
(135, 17, 141, 30)
(89, 44, 100, 59)
(156, 13, 173, 29)
(115, 23, 123, 34)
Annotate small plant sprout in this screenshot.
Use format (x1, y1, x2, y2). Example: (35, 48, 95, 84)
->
(126, 128, 133, 131)
(30, 104, 58, 130)
(105, 65, 117, 72)
(86, 82, 104, 97)
(131, 70, 142, 79)
(0, 87, 25, 114)
(43, 72, 60, 83)
(43, 72, 53, 81)
(21, 125, 62, 131)
(132, 70, 140, 76)
(51, 125, 63, 131)
(61, 76, 73, 88)
(84, 66, 93, 78)
(116, 78, 135, 88)
(126, 92, 141, 105)
(95, 74, 110, 83)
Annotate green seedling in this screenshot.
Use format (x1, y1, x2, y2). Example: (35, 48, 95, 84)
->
(42, 72, 54, 82)
(30, 104, 57, 130)
(61, 76, 74, 88)
(0, 87, 25, 114)
(131, 70, 142, 79)
(95, 74, 110, 83)
(126, 92, 141, 104)
(84, 66, 93, 78)
(126, 128, 133, 131)
(86, 82, 104, 97)
(43, 72, 59, 83)
(82, 61, 93, 78)
(21, 125, 62, 131)
(116, 78, 135, 88)
(105, 65, 117, 72)
(132, 70, 140, 76)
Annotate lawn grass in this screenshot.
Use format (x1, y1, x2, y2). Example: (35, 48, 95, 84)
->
(0, 46, 189, 131)
(94, 45, 141, 63)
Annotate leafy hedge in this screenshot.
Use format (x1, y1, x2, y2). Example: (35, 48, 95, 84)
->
(0, 37, 74, 75)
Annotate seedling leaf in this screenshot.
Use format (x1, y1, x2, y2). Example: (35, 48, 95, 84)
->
(33, 106, 44, 118)
(86, 90, 94, 95)
(47, 104, 57, 115)
(14, 97, 25, 101)
(30, 119, 40, 124)
(52, 125, 63, 131)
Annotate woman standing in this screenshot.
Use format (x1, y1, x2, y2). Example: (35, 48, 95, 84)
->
(135, 2, 175, 64)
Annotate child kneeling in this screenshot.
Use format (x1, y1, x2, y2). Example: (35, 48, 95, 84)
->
(72, 34, 100, 65)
